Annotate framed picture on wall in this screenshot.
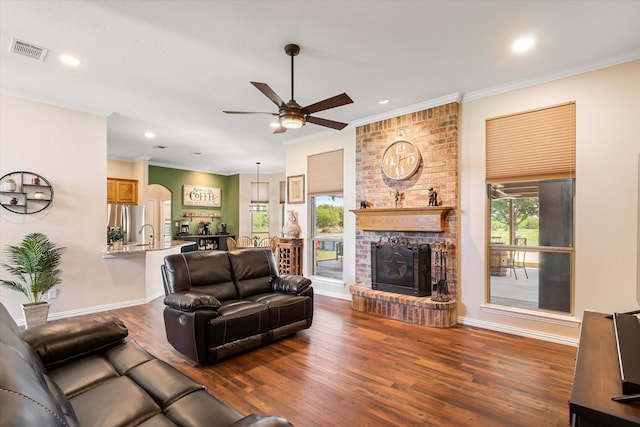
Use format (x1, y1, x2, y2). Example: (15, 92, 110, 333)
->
(183, 185, 221, 207)
(287, 175, 305, 204)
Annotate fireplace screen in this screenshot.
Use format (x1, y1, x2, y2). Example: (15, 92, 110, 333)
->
(371, 242, 431, 296)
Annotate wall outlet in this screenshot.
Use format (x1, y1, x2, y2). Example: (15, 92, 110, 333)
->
(48, 289, 58, 299)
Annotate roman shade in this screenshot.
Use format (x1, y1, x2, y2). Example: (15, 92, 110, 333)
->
(486, 102, 575, 183)
(251, 182, 269, 203)
(307, 149, 344, 195)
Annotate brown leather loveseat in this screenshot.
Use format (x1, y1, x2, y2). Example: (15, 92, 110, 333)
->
(0, 302, 291, 426)
(161, 249, 313, 366)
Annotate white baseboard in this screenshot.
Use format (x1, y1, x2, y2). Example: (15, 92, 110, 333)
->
(15, 297, 158, 327)
(457, 315, 579, 347)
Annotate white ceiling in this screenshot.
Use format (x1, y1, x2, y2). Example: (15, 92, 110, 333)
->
(1, 0, 639, 175)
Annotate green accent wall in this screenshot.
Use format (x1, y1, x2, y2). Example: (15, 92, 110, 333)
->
(148, 166, 239, 236)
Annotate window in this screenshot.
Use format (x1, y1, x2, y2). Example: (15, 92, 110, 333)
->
(488, 180, 574, 313)
(311, 195, 343, 280)
(250, 204, 268, 241)
(486, 103, 575, 314)
(307, 149, 344, 280)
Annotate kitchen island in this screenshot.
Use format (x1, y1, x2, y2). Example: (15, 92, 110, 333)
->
(102, 240, 196, 301)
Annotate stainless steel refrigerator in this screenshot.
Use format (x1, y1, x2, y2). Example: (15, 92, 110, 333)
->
(107, 204, 146, 244)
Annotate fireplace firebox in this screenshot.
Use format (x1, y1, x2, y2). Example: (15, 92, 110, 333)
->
(371, 239, 431, 297)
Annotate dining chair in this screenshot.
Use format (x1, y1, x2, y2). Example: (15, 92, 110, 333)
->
(506, 237, 528, 279)
(226, 237, 237, 251)
(257, 237, 278, 253)
(236, 236, 254, 248)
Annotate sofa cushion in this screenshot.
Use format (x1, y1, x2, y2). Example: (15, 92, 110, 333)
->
(208, 301, 269, 346)
(164, 389, 244, 426)
(245, 293, 313, 330)
(127, 358, 204, 408)
(49, 354, 120, 398)
(69, 376, 161, 427)
(164, 252, 238, 300)
(228, 250, 278, 298)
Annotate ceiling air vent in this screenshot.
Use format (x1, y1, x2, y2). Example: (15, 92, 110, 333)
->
(10, 38, 48, 61)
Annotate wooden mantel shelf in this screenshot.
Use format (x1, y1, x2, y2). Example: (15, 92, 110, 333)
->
(349, 206, 453, 232)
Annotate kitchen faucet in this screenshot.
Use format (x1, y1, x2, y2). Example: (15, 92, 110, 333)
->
(138, 223, 155, 246)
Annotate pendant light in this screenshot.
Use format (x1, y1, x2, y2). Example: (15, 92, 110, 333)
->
(250, 161, 266, 211)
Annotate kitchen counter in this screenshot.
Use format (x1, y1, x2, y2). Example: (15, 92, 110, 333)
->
(102, 240, 197, 301)
(102, 240, 196, 258)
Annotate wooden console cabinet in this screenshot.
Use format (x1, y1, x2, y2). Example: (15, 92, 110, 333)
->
(570, 311, 640, 426)
(277, 238, 303, 275)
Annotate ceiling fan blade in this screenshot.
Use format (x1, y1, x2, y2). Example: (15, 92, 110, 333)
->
(303, 93, 353, 114)
(223, 110, 277, 115)
(251, 82, 285, 107)
(273, 125, 287, 134)
(307, 116, 349, 130)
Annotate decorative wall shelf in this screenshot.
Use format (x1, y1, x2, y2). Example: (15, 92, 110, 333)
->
(183, 211, 222, 220)
(0, 171, 54, 214)
(350, 206, 453, 233)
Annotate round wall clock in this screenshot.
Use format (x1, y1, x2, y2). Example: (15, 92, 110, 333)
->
(381, 139, 422, 180)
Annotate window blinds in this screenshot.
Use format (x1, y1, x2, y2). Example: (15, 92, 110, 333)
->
(486, 102, 575, 183)
(307, 149, 344, 195)
(250, 182, 269, 203)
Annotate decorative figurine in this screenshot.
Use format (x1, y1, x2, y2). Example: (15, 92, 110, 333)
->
(391, 189, 404, 208)
(428, 187, 439, 206)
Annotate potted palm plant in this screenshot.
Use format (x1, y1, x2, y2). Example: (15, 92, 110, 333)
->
(0, 232, 66, 328)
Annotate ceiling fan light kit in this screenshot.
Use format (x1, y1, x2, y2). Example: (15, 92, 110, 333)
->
(224, 43, 353, 133)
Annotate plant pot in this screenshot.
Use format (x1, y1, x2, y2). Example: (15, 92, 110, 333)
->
(22, 303, 50, 329)
(1, 182, 17, 192)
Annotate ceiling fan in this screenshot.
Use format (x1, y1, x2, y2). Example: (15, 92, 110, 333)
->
(223, 43, 353, 134)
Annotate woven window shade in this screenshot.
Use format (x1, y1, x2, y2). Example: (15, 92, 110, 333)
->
(279, 181, 286, 204)
(251, 182, 269, 203)
(486, 102, 575, 183)
(307, 149, 344, 195)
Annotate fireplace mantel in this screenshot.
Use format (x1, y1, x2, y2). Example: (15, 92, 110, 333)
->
(350, 206, 453, 232)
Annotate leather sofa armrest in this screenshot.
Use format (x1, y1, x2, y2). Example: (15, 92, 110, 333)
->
(228, 414, 293, 426)
(272, 275, 312, 294)
(164, 291, 222, 312)
(21, 315, 128, 369)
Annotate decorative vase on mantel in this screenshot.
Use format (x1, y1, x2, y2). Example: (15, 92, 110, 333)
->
(282, 210, 301, 238)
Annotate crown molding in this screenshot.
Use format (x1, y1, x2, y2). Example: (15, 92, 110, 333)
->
(462, 49, 640, 103)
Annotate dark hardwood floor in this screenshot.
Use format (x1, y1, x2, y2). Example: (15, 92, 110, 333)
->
(98, 295, 576, 426)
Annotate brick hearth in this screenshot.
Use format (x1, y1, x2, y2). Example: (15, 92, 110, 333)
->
(349, 284, 457, 328)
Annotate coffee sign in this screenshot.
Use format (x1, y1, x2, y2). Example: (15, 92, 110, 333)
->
(183, 185, 221, 207)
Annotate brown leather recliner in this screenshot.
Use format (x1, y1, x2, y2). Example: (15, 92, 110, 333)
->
(161, 249, 313, 365)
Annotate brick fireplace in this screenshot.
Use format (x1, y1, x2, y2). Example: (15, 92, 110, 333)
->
(350, 102, 459, 328)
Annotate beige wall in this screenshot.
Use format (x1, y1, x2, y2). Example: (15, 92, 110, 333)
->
(460, 60, 640, 344)
(0, 95, 148, 323)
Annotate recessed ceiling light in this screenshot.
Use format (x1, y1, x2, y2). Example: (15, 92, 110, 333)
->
(144, 132, 156, 139)
(512, 36, 535, 53)
(191, 152, 202, 156)
(59, 54, 81, 66)
(153, 145, 166, 149)
(378, 98, 390, 105)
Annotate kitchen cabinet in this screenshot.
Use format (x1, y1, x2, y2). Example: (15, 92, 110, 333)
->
(107, 178, 138, 204)
(0, 171, 54, 214)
